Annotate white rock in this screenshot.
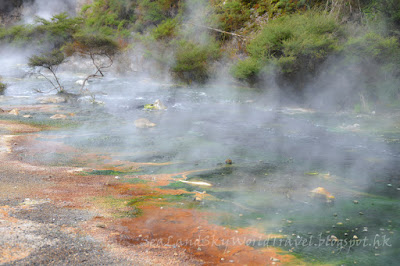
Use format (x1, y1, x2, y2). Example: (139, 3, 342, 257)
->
(134, 118, 156, 128)
(9, 109, 19, 116)
(339, 123, 360, 131)
(50, 114, 67, 119)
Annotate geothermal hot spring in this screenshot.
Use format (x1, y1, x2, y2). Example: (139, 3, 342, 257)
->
(1, 56, 399, 265)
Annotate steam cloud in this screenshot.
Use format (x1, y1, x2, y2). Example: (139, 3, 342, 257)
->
(21, 0, 77, 23)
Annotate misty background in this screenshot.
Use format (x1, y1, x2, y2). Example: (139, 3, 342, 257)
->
(1, 0, 400, 264)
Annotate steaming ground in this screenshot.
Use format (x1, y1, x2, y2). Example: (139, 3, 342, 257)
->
(1, 62, 400, 264)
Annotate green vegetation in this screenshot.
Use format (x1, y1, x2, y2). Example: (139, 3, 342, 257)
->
(344, 31, 400, 103)
(151, 18, 179, 40)
(0, 81, 6, 94)
(1, 0, 400, 107)
(231, 58, 261, 84)
(26, 30, 121, 94)
(214, 0, 252, 32)
(28, 49, 66, 92)
(233, 12, 343, 85)
(171, 39, 221, 83)
(0, 13, 82, 47)
(364, 0, 400, 35)
(81, 0, 180, 35)
(65, 33, 121, 90)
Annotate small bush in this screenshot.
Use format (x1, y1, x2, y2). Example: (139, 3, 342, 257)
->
(171, 39, 220, 83)
(232, 11, 342, 83)
(28, 50, 65, 69)
(35, 13, 83, 44)
(151, 18, 179, 40)
(70, 33, 120, 57)
(28, 49, 66, 92)
(363, 0, 400, 34)
(82, 0, 181, 35)
(0, 81, 6, 94)
(0, 13, 82, 47)
(214, 0, 251, 32)
(0, 24, 35, 44)
(82, 0, 136, 36)
(231, 57, 261, 82)
(138, 0, 166, 26)
(345, 32, 400, 66)
(135, 0, 181, 30)
(344, 31, 400, 103)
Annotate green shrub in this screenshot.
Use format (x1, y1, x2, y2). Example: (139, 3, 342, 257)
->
(171, 39, 220, 83)
(214, 0, 251, 32)
(363, 0, 400, 34)
(345, 32, 400, 66)
(34, 13, 83, 47)
(151, 18, 179, 40)
(342, 31, 400, 103)
(231, 57, 261, 82)
(82, 0, 136, 34)
(0, 24, 35, 44)
(135, 0, 181, 31)
(70, 33, 120, 57)
(246, 23, 293, 59)
(28, 50, 65, 68)
(28, 49, 66, 92)
(0, 81, 6, 94)
(232, 11, 342, 83)
(82, 0, 181, 35)
(138, 0, 166, 26)
(0, 13, 82, 47)
(212, 0, 325, 34)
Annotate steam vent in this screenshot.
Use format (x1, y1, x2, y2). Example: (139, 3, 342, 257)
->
(1, 0, 400, 265)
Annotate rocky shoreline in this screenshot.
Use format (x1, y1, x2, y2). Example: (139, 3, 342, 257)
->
(0, 116, 200, 265)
